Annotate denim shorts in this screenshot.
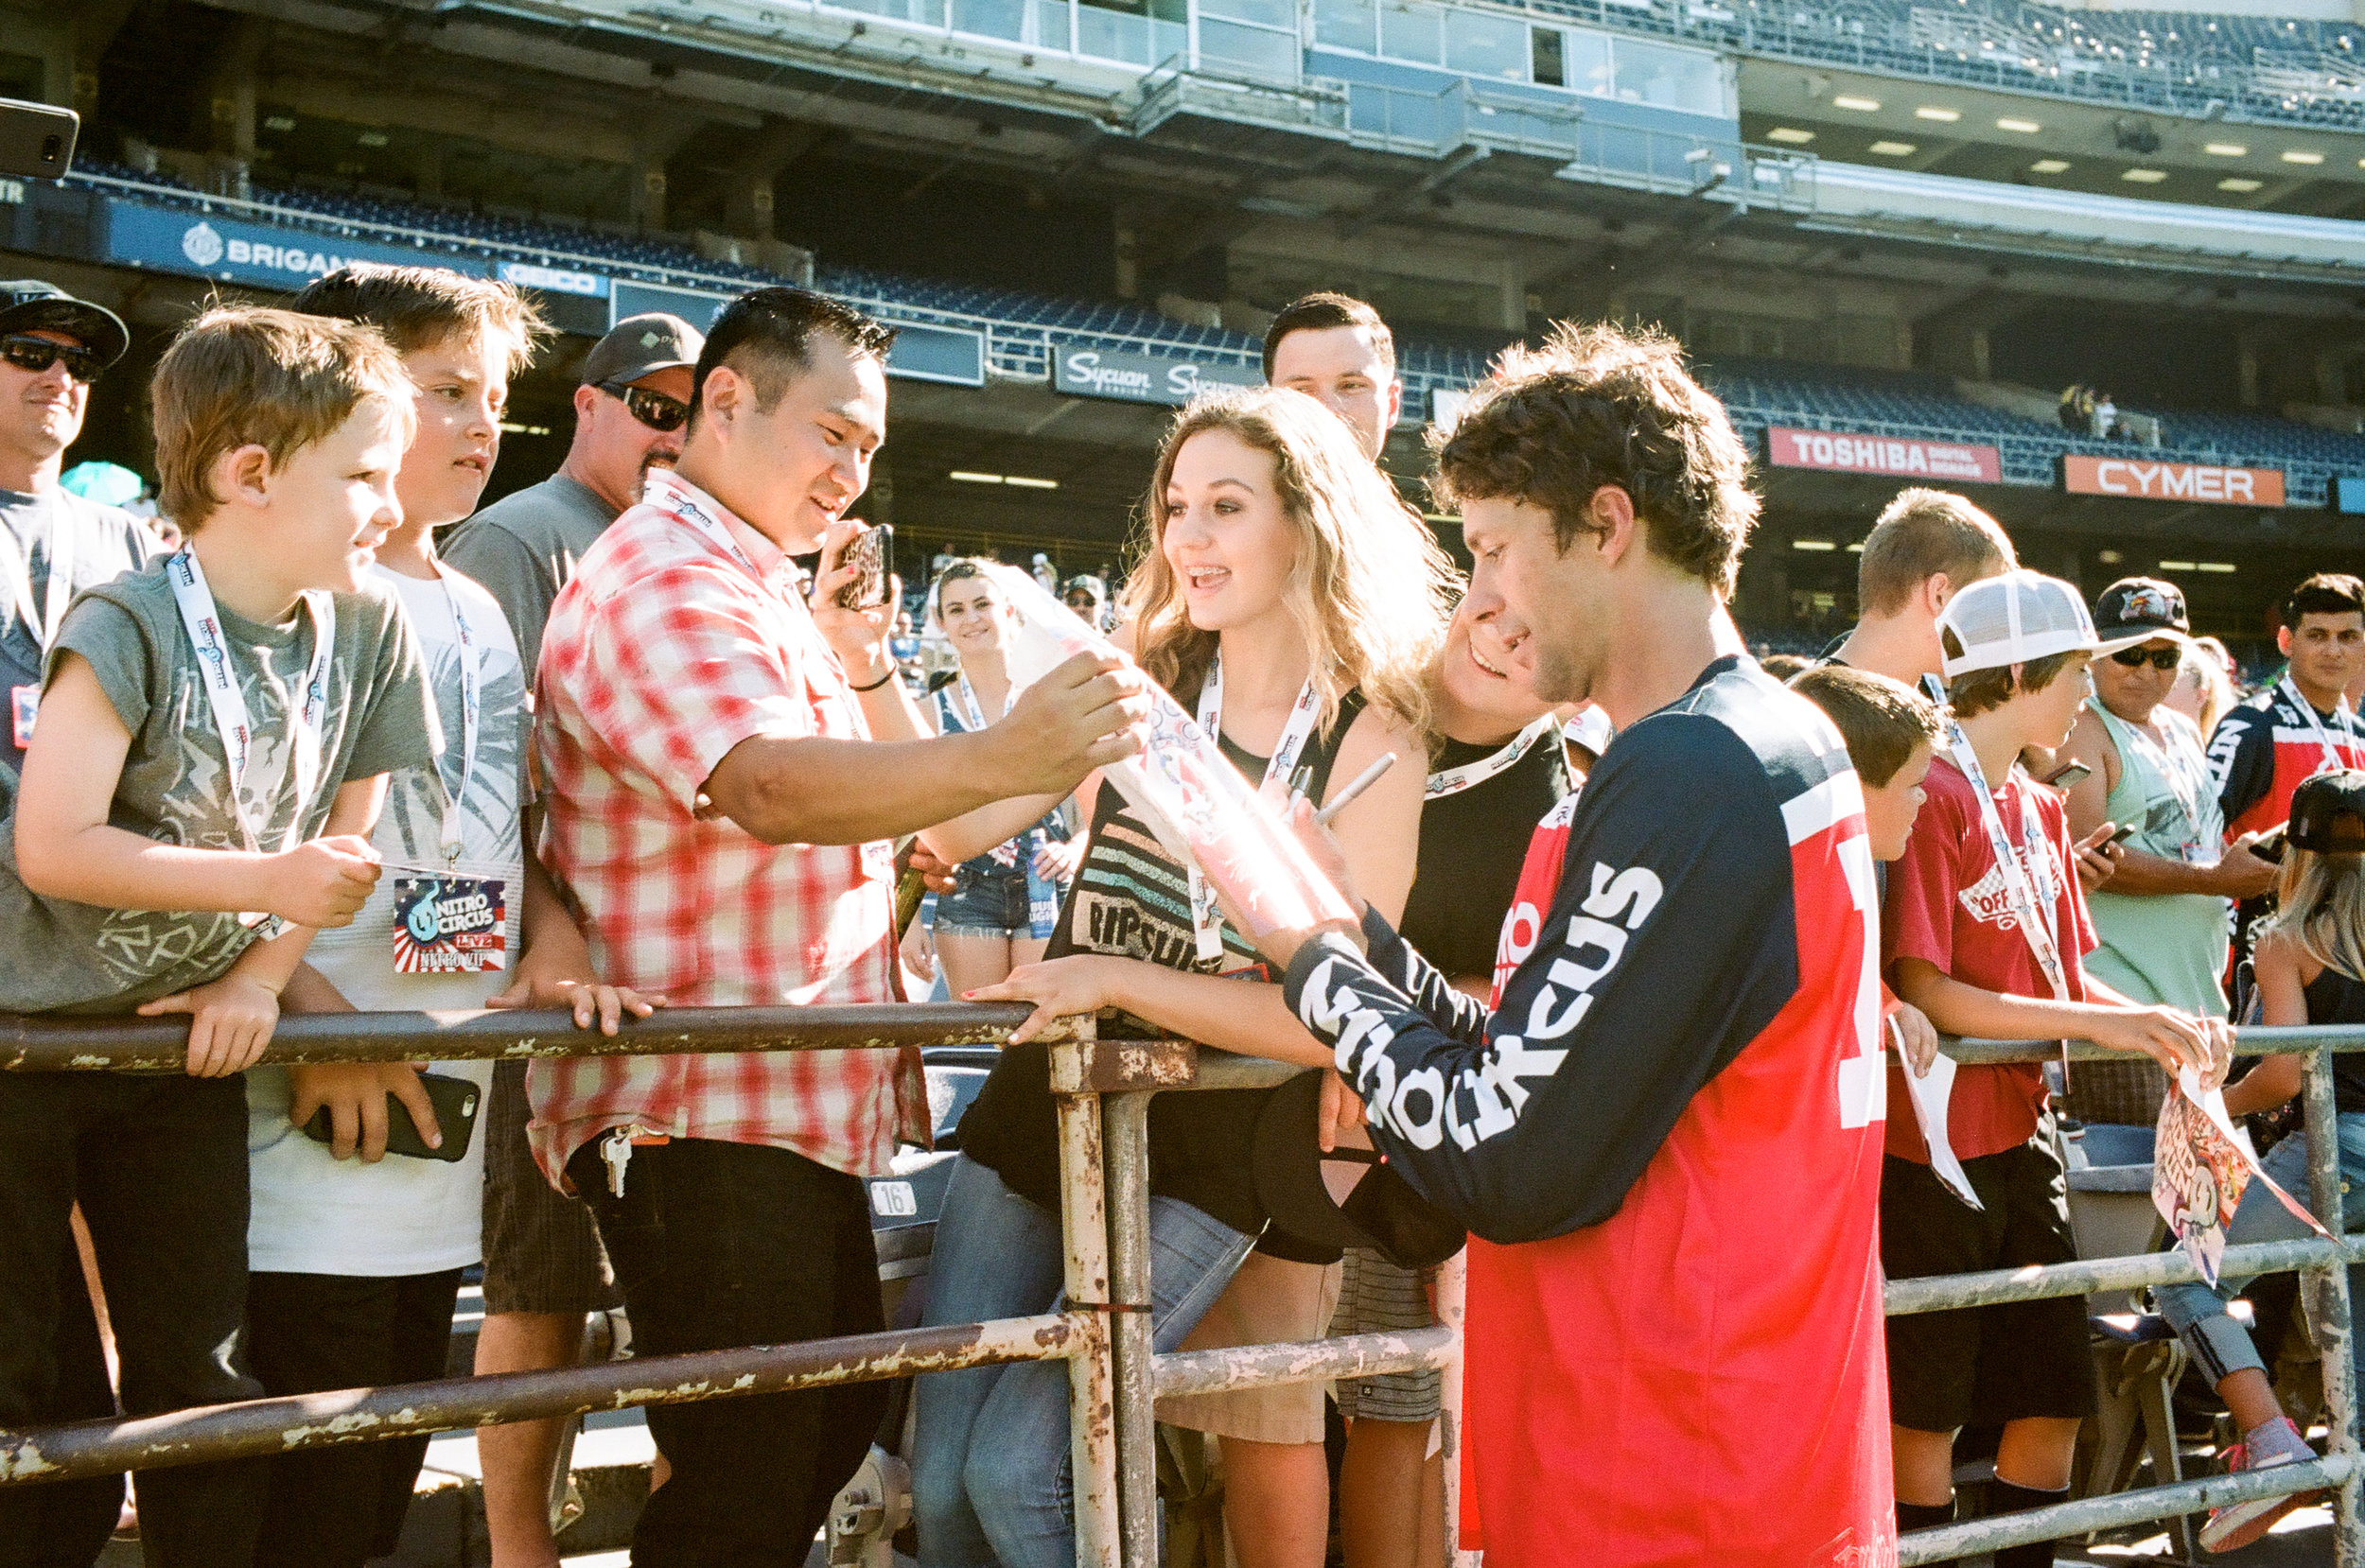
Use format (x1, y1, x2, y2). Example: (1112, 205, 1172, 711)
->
(936, 867, 1033, 934)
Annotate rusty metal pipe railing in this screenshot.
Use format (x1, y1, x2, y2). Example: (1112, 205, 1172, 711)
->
(1153, 1326, 1454, 1399)
(0, 1315, 1080, 1486)
(1898, 1455, 2359, 1566)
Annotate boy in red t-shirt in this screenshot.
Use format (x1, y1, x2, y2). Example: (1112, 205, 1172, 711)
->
(1883, 570, 2234, 1565)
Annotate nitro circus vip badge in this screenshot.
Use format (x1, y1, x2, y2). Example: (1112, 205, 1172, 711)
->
(392, 876, 508, 974)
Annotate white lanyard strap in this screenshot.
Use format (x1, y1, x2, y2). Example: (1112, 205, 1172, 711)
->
(430, 569, 482, 865)
(653, 472, 764, 580)
(954, 669, 1016, 734)
(1944, 720, 2072, 1002)
(2095, 697, 2205, 847)
(2, 517, 73, 653)
(1425, 714, 1557, 799)
(166, 550, 335, 926)
(2279, 676, 2357, 775)
(1188, 652, 1323, 963)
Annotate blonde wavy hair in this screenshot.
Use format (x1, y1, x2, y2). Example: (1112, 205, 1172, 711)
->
(2264, 846, 2365, 985)
(1122, 387, 1457, 733)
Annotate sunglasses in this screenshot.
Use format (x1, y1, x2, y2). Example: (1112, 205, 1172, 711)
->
(0, 336, 102, 383)
(2110, 646, 2183, 671)
(597, 379, 689, 433)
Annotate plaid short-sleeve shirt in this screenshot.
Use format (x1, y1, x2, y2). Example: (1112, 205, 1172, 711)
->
(526, 471, 924, 1188)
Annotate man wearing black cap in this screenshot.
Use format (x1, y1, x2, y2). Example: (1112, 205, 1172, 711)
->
(0, 280, 155, 786)
(2056, 578, 2278, 1147)
(440, 309, 700, 1568)
(446, 311, 703, 676)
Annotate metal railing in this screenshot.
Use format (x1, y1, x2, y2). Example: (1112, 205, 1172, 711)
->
(2, 1010, 2362, 1566)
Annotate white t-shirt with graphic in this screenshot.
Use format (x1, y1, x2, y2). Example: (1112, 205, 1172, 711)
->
(247, 562, 528, 1278)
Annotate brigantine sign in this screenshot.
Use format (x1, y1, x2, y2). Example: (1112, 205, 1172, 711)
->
(1765, 426, 2004, 484)
(2061, 454, 2286, 507)
(1053, 344, 1262, 406)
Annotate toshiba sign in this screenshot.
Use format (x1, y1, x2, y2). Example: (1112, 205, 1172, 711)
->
(2060, 455, 2285, 507)
(1765, 427, 2002, 484)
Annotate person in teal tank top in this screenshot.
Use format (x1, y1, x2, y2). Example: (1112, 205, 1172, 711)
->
(2056, 579, 2280, 1141)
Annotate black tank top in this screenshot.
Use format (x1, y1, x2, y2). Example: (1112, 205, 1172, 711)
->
(955, 686, 1369, 1236)
(1399, 730, 1569, 984)
(2299, 966, 2365, 1115)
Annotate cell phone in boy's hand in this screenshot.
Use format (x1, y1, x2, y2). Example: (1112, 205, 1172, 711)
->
(834, 523, 893, 610)
(2107, 823, 2137, 846)
(2253, 827, 2288, 864)
(2041, 760, 2093, 792)
(302, 1072, 481, 1162)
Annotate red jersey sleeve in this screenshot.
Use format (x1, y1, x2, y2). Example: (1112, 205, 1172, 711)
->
(1882, 760, 1969, 982)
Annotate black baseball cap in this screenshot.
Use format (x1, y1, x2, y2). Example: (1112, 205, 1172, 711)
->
(0, 281, 128, 370)
(579, 312, 703, 387)
(2093, 576, 2194, 648)
(2289, 770, 2365, 854)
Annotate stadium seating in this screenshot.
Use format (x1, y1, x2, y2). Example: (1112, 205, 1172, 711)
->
(66, 161, 2365, 503)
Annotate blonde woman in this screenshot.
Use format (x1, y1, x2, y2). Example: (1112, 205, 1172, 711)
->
(2155, 768, 2365, 1551)
(2166, 635, 2236, 738)
(911, 387, 1454, 1568)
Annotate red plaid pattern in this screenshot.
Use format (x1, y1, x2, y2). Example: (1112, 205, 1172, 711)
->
(526, 471, 924, 1189)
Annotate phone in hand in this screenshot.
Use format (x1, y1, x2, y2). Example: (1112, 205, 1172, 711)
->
(2253, 826, 2288, 864)
(301, 1071, 482, 1162)
(2107, 823, 2137, 846)
(2041, 760, 2093, 792)
(834, 523, 894, 610)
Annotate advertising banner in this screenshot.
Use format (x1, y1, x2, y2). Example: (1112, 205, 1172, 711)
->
(609, 280, 985, 386)
(106, 199, 488, 290)
(2062, 454, 2285, 507)
(1053, 343, 1261, 406)
(1765, 426, 2003, 484)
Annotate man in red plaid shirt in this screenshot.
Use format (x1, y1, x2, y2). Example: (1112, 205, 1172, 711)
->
(530, 287, 1149, 1564)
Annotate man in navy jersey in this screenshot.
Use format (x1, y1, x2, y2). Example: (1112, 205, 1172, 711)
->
(1253, 321, 1892, 1567)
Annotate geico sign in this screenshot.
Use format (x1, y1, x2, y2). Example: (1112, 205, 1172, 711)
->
(2062, 454, 2285, 507)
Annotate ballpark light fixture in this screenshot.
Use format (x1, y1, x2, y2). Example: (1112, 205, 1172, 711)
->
(2204, 142, 2249, 156)
(2220, 177, 2264, 192)
(1005, 476, 1060, 490)
(950, 471, 1004, 483)
(1868, 140, 1917, 156)
(1847, 542, 1866, 553)
(1792, 540, 1838, 551)
(2030, 158, 2072, 173)
(2159, 559, 2197, 571)
(2197, 562, 2237, 573)
(1996, 117, 2041, 132)
(1766, 127, 1816, 144)
(1832, 95, 1882, 112)
(1915, 105, 1962, 122)
(2285, 149, 2326, 165)
(2122, 167, 2168, 183)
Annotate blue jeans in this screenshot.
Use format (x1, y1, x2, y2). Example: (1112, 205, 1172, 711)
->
(2156, 1110, 2365, 1417)
(910, 1156, 1253, 1568)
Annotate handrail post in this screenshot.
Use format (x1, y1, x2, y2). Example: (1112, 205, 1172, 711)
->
(2302, 1044, 2365, 1567)
(1105, 1089, 1160, 1568)
(1053, 1046, 1121, 1568)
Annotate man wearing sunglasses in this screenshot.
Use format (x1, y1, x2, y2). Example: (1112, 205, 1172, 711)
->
(2057, 577, 2277, 1152)
(0, 280, 157, 787)
(446, 311, 703, 676)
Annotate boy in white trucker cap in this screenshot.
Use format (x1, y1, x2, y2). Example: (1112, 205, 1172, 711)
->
(1879, 566, 2234, 1562)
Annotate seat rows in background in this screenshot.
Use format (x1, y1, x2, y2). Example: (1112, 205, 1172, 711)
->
(59, 161, 2365, 500)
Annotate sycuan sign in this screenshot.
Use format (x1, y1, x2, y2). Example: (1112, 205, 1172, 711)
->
(1764, 427, 2003, 485)
(2060, 455, 2285, 507)
(1053, 345, 1261, 406)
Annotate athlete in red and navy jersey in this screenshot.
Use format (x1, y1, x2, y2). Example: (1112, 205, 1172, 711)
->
(1282, 657, 1893, 1568)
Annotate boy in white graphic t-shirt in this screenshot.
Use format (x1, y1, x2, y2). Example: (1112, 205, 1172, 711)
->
(250, 266, 655, 1567)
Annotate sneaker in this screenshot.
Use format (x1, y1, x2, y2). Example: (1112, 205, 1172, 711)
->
(2200, 1417, 2324, 1554)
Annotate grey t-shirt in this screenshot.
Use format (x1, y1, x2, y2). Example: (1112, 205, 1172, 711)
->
(2, 487, 160, 779)
(442, 473, 618, 681)
(0, 560, 435, 1014)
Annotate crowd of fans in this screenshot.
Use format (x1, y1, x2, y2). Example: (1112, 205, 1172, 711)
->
(1, 261, 2363, 1568)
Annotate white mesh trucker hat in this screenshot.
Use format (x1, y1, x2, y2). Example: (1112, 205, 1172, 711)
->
(1936, 568, 2144, 679)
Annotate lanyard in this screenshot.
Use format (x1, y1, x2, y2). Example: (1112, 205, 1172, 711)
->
(1943, 722, 2072, 1004)
(166, 549, 335, 932)
(651, 471, 764, 580)
(1189, 652, 1323, 964)
(428, 568, 482, 866)
(1, 517, 73, 653)
(2278, 676, 2358, 775)
(2106, 701, 2207, 850)
(952, 669, 1015, 734)
(1426, 714, 1557, 799)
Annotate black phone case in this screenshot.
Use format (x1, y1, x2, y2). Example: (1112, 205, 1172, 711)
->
(301, 1071, 482, 1162)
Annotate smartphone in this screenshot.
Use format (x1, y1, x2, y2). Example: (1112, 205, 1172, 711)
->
(2254, 827, 2288, 864)
(2041, 760, 2093, 792)
(302, 1071, 482, 1162)
(834, 523, 894, 610)
(2107, 823, 2137, 846)
(0, 100, 77, 182)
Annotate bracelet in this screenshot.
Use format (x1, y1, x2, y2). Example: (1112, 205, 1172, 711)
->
(850, 664, 899, 693)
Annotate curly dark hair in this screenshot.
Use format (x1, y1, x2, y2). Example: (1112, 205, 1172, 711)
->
(1428, 321, 1760, 599)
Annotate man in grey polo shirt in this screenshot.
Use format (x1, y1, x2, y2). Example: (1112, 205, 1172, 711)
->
(447, 311, 701, 674)
(442, 310, 699, 1568)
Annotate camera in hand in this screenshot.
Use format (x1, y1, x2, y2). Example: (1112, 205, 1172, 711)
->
(0, 99, 78, 181)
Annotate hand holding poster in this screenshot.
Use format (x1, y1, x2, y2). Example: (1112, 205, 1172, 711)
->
(2153, 1068, 2329, 1287)
(982, 565, 1358, 945)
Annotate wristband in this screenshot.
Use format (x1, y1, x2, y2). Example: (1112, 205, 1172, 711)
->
(850, 664, 899, 693)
